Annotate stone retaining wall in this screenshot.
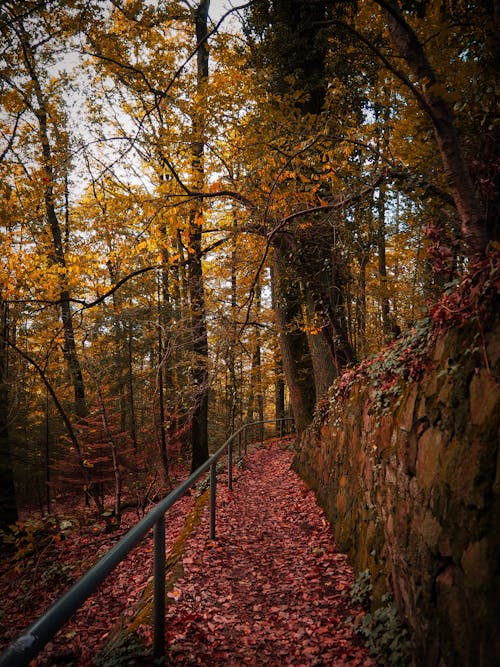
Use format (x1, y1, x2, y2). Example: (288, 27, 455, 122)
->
(293, 317, 500, 666)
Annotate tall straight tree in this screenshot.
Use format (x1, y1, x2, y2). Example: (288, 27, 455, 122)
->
(0, 299, 17, 533)
(188, 0, 210, 471)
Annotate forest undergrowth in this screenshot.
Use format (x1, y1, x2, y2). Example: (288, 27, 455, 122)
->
(0, 458, 197, 664)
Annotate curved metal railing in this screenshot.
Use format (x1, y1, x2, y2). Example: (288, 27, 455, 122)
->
(0, 418, 295, 666)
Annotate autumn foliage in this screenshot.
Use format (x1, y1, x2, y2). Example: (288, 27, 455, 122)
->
(0, 0, 498, 661)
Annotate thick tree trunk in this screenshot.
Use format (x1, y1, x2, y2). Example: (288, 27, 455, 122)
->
(304, 295, 337, 401)
(272, 251, 315, 433)
(294, 238, 357, 373)
(274, 358, 286, 422)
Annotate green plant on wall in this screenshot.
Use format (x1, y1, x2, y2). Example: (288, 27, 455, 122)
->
(349, 570, 412, 666)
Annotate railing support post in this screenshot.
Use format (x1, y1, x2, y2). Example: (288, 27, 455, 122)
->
(228, 439, 233, 491)
(153, 517, 166, 659)
(210, 461, 217, 540)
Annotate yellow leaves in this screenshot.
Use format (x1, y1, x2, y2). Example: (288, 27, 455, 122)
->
(2, 88, 25, 114)
(135, 240, 148, 254)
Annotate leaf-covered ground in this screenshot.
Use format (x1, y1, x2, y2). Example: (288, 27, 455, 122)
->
(162, 441, 375, 665)
(1, 440, 376, 665)
(0, 491, 198, 665)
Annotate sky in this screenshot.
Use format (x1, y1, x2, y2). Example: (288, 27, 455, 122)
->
(208, 0, 246, 28)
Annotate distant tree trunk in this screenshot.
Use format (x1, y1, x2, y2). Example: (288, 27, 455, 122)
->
(271, 272, 286, 426)
(188, 0, 210, 472)
(226, 216, 239, 435)
(246, 278, 264, 432)
(356, 252, 368, 358)
(44, 387, 51, 514)
(0, 300, 18, 533)
(272, 250, 315, 433)
(126, 324, 138, 450)
(157, 274, 169, 481)
(377, 185, 391, 338)
(94, 379, 122, 528)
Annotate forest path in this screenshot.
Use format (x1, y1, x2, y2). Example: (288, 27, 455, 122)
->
(162, 440, 375, 666)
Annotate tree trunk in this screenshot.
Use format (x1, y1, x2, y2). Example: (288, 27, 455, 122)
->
(188, 0, 210, 472)
(245, 278, 264, 430)
(270, 266, 287, 430)
(377, 184, 391, 338)
(94, 380, 122, 528)
(44, 387, 51, 514)
(157, 274, 169, 481)
(126, 324, 138, 450)
(272, 250, 315, 433)
(304, 295, 337, 401)
(0, 300, 18, 533)
(379, 0, 490, 257)
(21, 30, 88, 418)
(356, 253, 368, 358)
(227, 216, 239, 435)
(293, 237, 356, 374)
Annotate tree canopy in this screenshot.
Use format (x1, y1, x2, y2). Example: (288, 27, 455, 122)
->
(0, 0, 497, 529)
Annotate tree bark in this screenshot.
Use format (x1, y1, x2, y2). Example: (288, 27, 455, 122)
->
(188, 0, 210, 472)
(377, 0, 490, 257)
(157, 273, 169, 481)
(272, 250, 315, 433)
(0, 300, 18, 533)
(377, 185, 391, 337)
(245, 278, 264, 431)
(227, 215, 239, 435)
(304, 294, 337, 401)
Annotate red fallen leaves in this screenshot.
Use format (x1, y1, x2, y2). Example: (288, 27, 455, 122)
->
(163, 443, 377, 666)
(2, 442, 377, 665)
(0, 493, 197, 665)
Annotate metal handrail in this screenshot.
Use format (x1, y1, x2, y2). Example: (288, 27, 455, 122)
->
(0, 417, 294, 666)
